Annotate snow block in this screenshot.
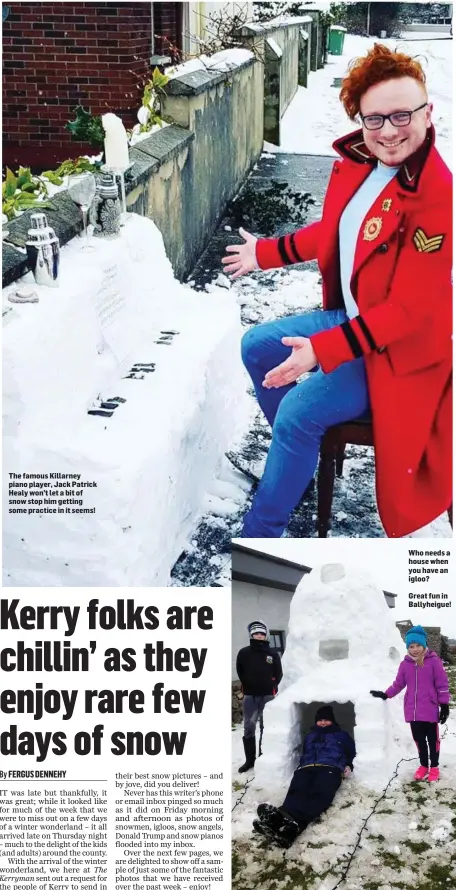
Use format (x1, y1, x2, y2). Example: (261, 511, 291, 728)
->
(253, 563, 415, 792)
(3, 214, 246, 586)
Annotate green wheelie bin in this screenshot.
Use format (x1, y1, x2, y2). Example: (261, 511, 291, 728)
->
(329, 25, 347, 56)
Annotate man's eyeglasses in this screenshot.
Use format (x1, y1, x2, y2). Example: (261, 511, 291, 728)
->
(360, 102, 428, 131)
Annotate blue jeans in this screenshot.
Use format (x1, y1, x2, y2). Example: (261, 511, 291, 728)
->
(241, 309, 370, 537)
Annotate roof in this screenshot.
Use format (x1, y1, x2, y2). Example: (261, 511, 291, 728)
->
(232, 542, 311, 572)
(295, 1, 333, 10)
(232, 544, 397, 598)
(232, 543, 311, 592)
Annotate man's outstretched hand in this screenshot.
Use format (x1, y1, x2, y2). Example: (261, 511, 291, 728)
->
(222, 227, 258, 279)
(263, 337, 318, 388)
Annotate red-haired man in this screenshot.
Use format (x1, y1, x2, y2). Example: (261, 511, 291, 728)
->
(223, 44, 452, 539)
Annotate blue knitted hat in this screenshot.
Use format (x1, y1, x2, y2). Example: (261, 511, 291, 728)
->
(405, 625, 427, 648)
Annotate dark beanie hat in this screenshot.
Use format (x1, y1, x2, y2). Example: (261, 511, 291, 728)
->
(315, 705, 335, 723)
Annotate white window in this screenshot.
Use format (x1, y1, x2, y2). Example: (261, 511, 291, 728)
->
(270, 630, 285, 654)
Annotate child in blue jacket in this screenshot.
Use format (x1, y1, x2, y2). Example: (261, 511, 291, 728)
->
(253, 705, 356, 848)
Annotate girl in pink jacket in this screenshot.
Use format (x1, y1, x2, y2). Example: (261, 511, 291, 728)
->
(370, 625, 450, 782)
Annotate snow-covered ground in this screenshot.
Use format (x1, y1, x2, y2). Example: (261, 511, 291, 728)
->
(232, 717, 456, 889)
(266, 33, 453, 169)
(232, 566, 456, 888)
(232, 666, 456, 890)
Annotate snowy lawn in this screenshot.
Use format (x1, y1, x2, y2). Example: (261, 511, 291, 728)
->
(232, 670, 456, 890)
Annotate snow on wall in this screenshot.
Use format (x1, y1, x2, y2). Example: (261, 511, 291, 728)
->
(253, 562, 415, 792)
(3, 214, 248, 586)
(166, 48, 254, 79)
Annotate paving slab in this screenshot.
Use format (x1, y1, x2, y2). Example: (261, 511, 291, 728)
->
(189, 152, 333, 292)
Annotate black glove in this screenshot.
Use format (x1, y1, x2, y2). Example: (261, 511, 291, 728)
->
(439, 704, 450, 724)
(370, 690, 388, 700)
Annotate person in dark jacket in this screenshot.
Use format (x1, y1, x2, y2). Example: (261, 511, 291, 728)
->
(253, 705, 356, 848)
(236, 620, 283, 773)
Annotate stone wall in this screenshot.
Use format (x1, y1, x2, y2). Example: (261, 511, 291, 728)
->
(158, 58, 264, 278)
(3, 18, 316, 285)
(232, 681, 244, 724)
(241, 16, 313, 144)
(298, 29, 310, 88)
(306, 12, 326, 70)
(266, 23, 303, 115)
(3, 56, 263, 286)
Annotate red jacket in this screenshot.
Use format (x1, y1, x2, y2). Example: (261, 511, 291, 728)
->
(256, 127, 452, 537)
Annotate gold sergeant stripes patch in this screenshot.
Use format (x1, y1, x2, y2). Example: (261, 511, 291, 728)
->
(413, 228, 444, 253)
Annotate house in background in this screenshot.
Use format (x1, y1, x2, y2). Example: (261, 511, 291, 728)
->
(183, 2, 253, 55)
(405, 1, 453, 29)
(2, 1, 253, 169)
(232, 543, 311, 681)
(231, 543, 397, 682)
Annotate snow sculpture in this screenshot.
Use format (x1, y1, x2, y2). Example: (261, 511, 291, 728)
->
(253, 562, 414, 792)
(102, 112, 130, 169)
(3, 214, 246, 586)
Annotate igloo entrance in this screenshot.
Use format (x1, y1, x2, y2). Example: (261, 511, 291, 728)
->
(253, 563, 415, 791)
(299, 701, 356, 740)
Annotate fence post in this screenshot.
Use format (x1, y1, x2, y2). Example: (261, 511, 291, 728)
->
(264, 36, 282, 145)
(298, 29, 309, 87)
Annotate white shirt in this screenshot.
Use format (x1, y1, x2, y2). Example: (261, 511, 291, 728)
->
(339, 163, 399, 319)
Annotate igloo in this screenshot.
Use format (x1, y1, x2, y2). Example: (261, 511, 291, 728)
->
(253, 562, 415, 792)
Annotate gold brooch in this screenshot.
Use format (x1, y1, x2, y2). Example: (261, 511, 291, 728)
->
(382, 199, 392, 212)
(363, 217, 383, 241)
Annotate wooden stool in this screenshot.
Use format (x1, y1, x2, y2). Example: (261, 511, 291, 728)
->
(317, 415, 374, 538)
(317, 415, 453, 537)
